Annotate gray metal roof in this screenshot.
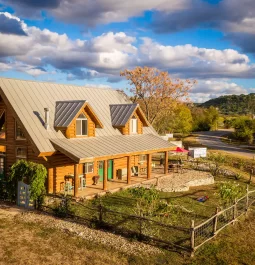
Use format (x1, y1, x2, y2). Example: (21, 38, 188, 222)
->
(54, 100, 86, 128)
(110, 103, 137, 127)
(0, 78, 157, 153)
(51, 134, 176, 163)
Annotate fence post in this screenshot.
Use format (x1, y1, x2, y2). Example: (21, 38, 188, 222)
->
(139, 209, 143, 240)
(190, 220, 195, 257)
(249, 169, 253, 184)
(213, 207, 219, 235)
(233, 198, 237, 223)
(98, 203, 103, 225)
(246, 185, 249, 213)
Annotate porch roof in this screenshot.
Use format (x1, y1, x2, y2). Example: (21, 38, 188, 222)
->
(50, 134, 176, 163)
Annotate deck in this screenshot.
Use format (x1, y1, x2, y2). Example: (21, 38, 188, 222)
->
(64, 168, 168, 199)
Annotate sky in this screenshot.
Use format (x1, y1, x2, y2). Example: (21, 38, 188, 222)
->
(0, 0, 255, 103)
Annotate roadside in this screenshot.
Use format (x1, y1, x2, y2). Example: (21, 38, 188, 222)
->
(193, 130, 255, 159)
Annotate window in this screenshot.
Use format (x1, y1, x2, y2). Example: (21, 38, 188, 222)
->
(0, 110, 6, 139)
(84, 162, 94, 174)
(16, 147, 27, 161)
(129, 116, 138, 134)
(139, 155, 146, 162)
(16, 121, 26, 140)
(76, 113, 88, 136)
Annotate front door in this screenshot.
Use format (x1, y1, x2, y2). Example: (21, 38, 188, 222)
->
(108, 160, 113, 180)
(98, 161, 104, 181)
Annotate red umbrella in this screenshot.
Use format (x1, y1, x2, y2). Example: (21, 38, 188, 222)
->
(175, 147, 189, 153)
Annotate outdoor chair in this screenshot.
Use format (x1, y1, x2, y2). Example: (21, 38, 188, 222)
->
(131, 166, 139, 176)
(64, 181, 74, 195)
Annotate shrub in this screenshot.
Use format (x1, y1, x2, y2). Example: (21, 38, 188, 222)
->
(218, 182, 244, 206)
(8, 160, 47, 209)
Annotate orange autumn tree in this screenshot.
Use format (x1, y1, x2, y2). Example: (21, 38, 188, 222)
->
(120, 66, 196, 126)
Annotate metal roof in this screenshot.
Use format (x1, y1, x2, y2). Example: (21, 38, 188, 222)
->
(54, 100, 86, 128)
(0, 78, 157, 153)
(51, 134, 176, 163)
(110, 103, 137, 127)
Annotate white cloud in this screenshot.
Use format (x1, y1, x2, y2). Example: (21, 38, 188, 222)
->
(190, 80, 248, 103)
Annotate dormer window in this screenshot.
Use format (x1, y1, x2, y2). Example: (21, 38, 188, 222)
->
(76, 113, 88, 136)
(130, 116, 138, 134)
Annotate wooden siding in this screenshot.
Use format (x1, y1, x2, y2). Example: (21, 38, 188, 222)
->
(65, 107, 95, 138)
(0, 98, 47, 176)
(119, 111, 143, 135)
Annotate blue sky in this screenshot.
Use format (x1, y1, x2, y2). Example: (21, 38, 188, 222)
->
(0, 0, 255, 102)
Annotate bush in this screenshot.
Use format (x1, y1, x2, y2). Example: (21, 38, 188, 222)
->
(53, 196, 74, 217)
(218, 182, 244, 206)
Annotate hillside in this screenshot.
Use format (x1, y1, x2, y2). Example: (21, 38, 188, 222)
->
(200, 93, 255, 115)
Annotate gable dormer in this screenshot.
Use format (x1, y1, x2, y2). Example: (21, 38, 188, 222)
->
(54, 100, 103, 139)
(110, 103, 149, 135)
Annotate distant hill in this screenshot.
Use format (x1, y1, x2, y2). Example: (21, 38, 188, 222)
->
(200, 93, 255, 115)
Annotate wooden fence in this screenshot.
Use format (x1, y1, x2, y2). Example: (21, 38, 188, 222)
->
(190, 186, 255, 256)
(43, 187, 255, 256)
(43, 196, 191, 252)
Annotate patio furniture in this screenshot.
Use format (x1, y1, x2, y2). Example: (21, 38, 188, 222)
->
(64, 181, 74, 195)
(131, 166, 139, 176)
(92, 175, 100, 185)
(79, 174, 86, 190)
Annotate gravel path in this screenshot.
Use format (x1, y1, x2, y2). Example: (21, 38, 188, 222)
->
(16, 211, 162, 257)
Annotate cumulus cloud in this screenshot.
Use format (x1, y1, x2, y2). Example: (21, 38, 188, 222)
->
(0, 0, 189, 26)
(1, 11, 255, 101)
(0, 12, 27, 35)
(190, 80, 249, 103)
(138, 38, 255, 79)
(150, 0, 255, 54)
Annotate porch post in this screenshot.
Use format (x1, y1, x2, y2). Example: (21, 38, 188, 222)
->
(74, 164, 79, 197)
(103, 160, 108, 191)
(164, 151, 168, 174)
(147, 153, 152, 179)
(47, 167, 53, 194)
(127, 156, 131, 184)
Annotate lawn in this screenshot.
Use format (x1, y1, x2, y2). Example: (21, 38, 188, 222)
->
(1, 204, 255, 265)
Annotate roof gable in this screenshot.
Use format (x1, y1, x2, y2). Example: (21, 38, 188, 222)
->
(110, 103, 150, 127)
(54, 100, 103, 128)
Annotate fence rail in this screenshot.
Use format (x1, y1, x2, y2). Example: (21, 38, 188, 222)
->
(42, 187, 255, 256)
(191, 187, 255, 255)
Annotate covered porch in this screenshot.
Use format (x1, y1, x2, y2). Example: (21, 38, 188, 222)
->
(48, 134, 176, 197)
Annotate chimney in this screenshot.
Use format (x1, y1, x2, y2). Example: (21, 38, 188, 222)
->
(44, 107, 50, 130)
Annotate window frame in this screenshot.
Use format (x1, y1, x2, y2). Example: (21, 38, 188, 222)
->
(16, 146, 27, 161)
(84, 162, 94, 174)
(15, 120, 26, 140)
(76, 113, 88, 136)
(129, 116, 138, 134)
(139, 154, 146, 162)
(0, 110, 6, 139)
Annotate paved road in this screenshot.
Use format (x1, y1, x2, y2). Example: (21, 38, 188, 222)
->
(195, 130, 255, 159)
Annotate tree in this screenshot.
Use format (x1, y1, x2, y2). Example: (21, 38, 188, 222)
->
(154, 103, 193, 135)
(120, 67, 196, 125)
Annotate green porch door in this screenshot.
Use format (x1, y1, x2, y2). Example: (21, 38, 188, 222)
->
(107, 160, 113, 180)
(98, 160, 113, 181)
(98, 161, 104, 181)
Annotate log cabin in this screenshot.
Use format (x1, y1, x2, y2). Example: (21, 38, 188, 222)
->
(0, 78, 175, 197)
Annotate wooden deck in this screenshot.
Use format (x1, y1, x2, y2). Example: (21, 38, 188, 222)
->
(64, 168, 167, 199)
